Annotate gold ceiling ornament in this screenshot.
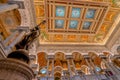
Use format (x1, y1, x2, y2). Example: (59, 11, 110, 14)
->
(94, 33, 104, 42)
(80, 35, 89, 42)
(54, 34, 63, 41)
(100, 24, 109, 33)
(105, 11, 117, 21)
(35, 5, 44, 17)
(67, 35, 76, 41)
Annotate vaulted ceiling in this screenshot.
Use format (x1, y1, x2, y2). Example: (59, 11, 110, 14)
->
(0, 9, 21, 39)
(0, 0, 21, 40)
(34, 0, 120, 45)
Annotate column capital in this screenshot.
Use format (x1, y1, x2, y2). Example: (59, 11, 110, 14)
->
(66, 55, 73, 59)
(99, 55, 107, 59)
(83, 55, 90, 59)
(47, 55, 55, 59)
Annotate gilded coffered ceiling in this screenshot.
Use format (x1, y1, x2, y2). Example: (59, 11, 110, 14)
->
(34, 0, 120, 45)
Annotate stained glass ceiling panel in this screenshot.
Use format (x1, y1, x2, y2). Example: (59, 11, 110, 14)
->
(86, 9, 96, 19)
(83, 21, 92, 30)
(69, 20, 78, 29)
(71, 8, 81, 18)
(46, 0, 110, 35)
(55, 20, 64, 28)
(56, 6, 65, 17)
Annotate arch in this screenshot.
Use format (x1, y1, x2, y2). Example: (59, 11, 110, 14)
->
(54, 66, 63, 74)
(88, 52, 102, 67)
(72, 52, 83, 61)
(55, 52, 65, 60)
(103, 52, 113, 62)
(54, 66, 63, 79)
(37, 52, 47, 67)
(54, 72, 61, 80)
(18, 0, 36, 28)
(88, 52, 98, 58)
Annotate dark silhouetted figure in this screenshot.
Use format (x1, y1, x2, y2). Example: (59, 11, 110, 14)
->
(15, 20, 46, 50)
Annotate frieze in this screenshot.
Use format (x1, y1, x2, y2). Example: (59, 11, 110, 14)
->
(37, 45, 110, 55)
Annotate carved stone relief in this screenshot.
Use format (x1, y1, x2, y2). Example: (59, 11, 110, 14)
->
(8, 0, 36, 28)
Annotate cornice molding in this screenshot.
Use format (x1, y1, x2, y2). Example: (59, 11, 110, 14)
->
(37, 45, 109, 55)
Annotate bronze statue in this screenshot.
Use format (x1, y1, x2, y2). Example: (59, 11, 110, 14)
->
(15, 20, 46, 50)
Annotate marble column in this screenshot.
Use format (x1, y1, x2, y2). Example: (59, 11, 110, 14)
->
(103, 59, 119, 80)
(46, 59, 50, 77)
(84, 58, 94, 74)
(67, 59, 73, 79)
(51, 59, 54, 77)
(89, 59, 101, 80)
(103, 59, 116, 75)
(71, 59, 78, 75)
(0, 4, 19, 13)
(108, 62, 120, 74)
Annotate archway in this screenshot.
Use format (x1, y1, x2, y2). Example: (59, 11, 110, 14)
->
(54, 72, 61, 80)
(54, 66, 63, 80)
(37, 52, 47, 75)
